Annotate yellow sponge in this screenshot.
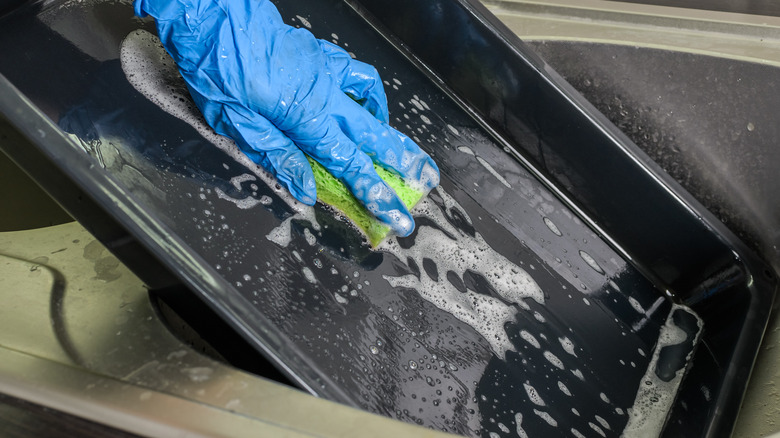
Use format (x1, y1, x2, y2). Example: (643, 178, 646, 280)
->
(308, 157, 424, 246)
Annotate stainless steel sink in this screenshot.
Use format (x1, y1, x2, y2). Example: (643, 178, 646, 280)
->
(484, 0, 780, 276)
(1, 0, 778, 437)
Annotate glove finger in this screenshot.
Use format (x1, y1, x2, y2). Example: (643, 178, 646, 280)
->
(318, 40, 390, 124)
(210, 104, 317, 205)
(331, 93, 440, 192)
(290, 116, 415, 237)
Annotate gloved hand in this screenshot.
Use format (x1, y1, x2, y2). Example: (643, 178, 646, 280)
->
(134, 0, 440, 237)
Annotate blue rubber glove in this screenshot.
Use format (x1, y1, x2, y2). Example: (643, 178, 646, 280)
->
(134, 0, 440, 237)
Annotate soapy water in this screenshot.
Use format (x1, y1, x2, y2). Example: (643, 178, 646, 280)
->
(379, 187, 544, 358)
(534, 409, 558, 427)
(559, 336, 577, 357)
(558, 381, 572, 396)
(117, 23, 702, 438)
(579, 250, 605, 275)
(595, 415, 612, 431)
(590, 422, 607, 437)
(524, 382, 546, 407)
(543, 350, 565, 370)
(622, 305, 702, 437)
(520, 330, 541, 349)
(543, 216, 563, 237)
(265, 209, 320, 248)
(216, 187, 264, 209)
(120, 28, 545, 362)
(515, 413, 529, 438)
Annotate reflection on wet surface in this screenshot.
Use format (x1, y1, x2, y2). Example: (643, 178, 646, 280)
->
(0, 0, 703, 436)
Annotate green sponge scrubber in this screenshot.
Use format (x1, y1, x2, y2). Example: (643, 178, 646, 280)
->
(307, 157, 424, 247)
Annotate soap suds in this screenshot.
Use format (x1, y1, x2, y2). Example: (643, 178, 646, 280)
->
(215, 187, 263, 209)
(558, 381, 572, 396)
(622, 305, 703, 437)
(264, 210, 320, 247)
(559, 336, 577, 357)
(520, 330, 541, 349)
(381, 187, 543, 358)
(544, 351, 565, 370)
(230, 173, 256, 191)
(543, 217, 562, 236)
(579, 250, 605, 274)
(524, 383, 546, 407)
(534, 409, 558, 427)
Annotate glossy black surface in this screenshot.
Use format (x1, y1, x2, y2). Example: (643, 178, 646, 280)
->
(0, 0, 774, 437)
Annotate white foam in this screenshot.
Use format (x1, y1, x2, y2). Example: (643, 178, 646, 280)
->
(295, 15, 311, 28)
(515, 413, 529, 438)
(380, 187, 543, 358)
(215, 187, 263, 209)
(622, 305, 702, 437)
(266, 216, 295, 247)
(589, 422, 607, 437)
(558, 381, 572, 396)
(544, 351, 565, 370)
(523, 383, 546, 407)
(520, 331, 541, 349)
(303, 228, 316, 246)
(230, 173, 256, 191)
(628, 297, 644, 314)
(559, 336, 577, 357)
(579, 250, 605, 274)
(265, 211, 320, 247)
(594, 415, 611, 430)
(543, 217, 563, 236)
(302, 267, 316, 284)
(457, 145, 474, 156)
(534, 409, 558, 427)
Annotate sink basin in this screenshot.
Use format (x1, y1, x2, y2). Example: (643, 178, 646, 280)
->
(524, 40, 780, 278)
(0, 0, 776, 437)
(0, 151, 72, 231)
